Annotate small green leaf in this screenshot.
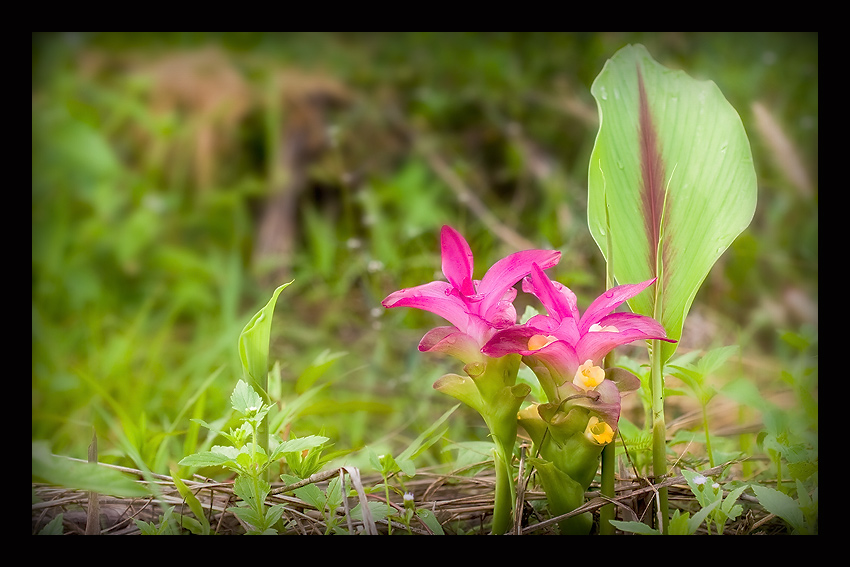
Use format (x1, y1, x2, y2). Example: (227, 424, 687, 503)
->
(233, 474, 270, 511)
(667, 509, 692, 535)
(176, 514, 207, 535)
(688, 499, 721, 533)
(350, 500, 388, 524)
(37, 514, 65, 535)
(230, 380, 265, 416)
(416, 509, 445, 535)
(271, 435, 330, 462)
(264, 503, 287, 528)
(228, 505, 266, 529)
(752, 484, 809, 534)
(395, 457, 416, 477)
(292, 482, 327, 511)
(325, 475, 343, 512)
(721, 484, 749, 518)
(171, 471, 210, 535)
(609, 519, 660, 535)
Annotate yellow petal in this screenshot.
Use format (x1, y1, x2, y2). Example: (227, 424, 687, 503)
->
(586, 416, 615, 445)
(573, 359, 605, 391)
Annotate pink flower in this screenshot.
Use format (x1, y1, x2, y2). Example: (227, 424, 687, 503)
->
(482, 263, 674, 401)
(382, 226, 561, 364)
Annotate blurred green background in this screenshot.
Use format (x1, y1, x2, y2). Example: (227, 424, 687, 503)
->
(32, 32, 817, 475)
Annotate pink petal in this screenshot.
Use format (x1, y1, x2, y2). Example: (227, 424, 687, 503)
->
(382, 281, 470, 331)
(477, 249, 561, 317)
(440, 225, 476, 297)
(524, 341, 582, 386)
(480, 325, 540, 357)
(482, 329, 581, 388)
(596, 312, 670, 337)
(575, 324, 673, 364)
(521, 263, 577, 322)
(554, 317, 581, 345)
(486, 298, 519, 330)
(526, 313, 561, 334)
(578, 278, 656, 333)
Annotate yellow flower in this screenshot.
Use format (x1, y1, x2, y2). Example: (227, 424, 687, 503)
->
(585, 416, 615, 445)
(573, 359, 605, 391)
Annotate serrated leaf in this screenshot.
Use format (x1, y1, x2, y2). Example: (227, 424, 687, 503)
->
(228, 504, 266, 528)
(325, 475, 343, 511)
(231, 380, 264, 416)
(178, 451, 235, 469)
(292, 482, 327, 511)
(274, 435, 330, 457)
(350, 500, 388, 524)
(233, 474, 270, 511)
(752, 484, 809, 534)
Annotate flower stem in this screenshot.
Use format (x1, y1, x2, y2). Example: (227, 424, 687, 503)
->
(599, 442, 616, 534)
(599, 351, 616, 535)
(650, 338, 668, 534)
(491, 439, 515, 535)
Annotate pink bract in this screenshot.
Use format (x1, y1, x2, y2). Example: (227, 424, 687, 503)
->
(382, 226, 561, 362)
(482, 263, 675, 392)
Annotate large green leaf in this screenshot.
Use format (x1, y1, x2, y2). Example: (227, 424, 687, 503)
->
(238, 281, 294, 400)
(587, 44, 757, 362)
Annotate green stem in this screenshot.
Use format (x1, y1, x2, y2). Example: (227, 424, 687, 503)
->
(599, 351, 616, 535)
(650, 338, 668, 534)
(599, 442, 616, 534)
(256, 378, 271, 483)
(491, 439, 515, 535)
(702, 403, 715, 469)
(382, 472, 394, 536)
(249, 420, 267, 527)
